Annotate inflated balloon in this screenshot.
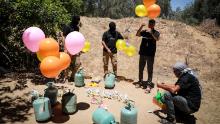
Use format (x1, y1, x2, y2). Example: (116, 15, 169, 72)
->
(116, 39, 126, 51)
(143, 0, 156, 8)
(59, 52, 71, 70)
(65, 31, 85, 55)
(22, 27, 45, 52)
(82, 40, 91, 53)
(36, 52, 43, 62)
(38, 38, 60, 60)
(124, 45, 136, 57)
(135, 5, 148, 17)
(147, 4, 161, 19)
(40, 56, 61, 78)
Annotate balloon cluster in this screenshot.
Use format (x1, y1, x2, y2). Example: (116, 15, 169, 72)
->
(135, 0, 161, 19)
(116, 39, 136, 57)
(22, 27, 86, 78)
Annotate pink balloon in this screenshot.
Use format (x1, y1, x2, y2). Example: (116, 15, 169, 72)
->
(65, 31, 85, 55)
(22, 27, 45, 52)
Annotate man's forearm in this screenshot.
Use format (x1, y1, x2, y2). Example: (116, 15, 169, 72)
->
(136, 25, 144, 36)
(160, 84, 173, 92)
(102, 42, 110, 51)
(158, 84, 177, 93)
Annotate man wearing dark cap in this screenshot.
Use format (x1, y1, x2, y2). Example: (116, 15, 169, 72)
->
(157, 62, 202, 123)
(136, 19, 160, 92)
(70, 15, 81, 32)
(102, 22, 124, 78)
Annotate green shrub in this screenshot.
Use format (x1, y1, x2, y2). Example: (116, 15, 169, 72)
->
(0, 0, 83, 70)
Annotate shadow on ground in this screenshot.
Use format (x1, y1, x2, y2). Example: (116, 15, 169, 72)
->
(153, 109, 197, 124)
(51, 103, 70, 123)
(0, 95, 32, 123)
(117, 76, 134, 82)
(77, 102, 90, 110)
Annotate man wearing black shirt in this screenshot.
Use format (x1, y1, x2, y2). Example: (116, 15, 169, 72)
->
(57, 15, 82, 82)
(69, 16, 82, 82)
(102, 22, 124, 78)
(136, 19, 160, 90)
(157, 62, 202, 123)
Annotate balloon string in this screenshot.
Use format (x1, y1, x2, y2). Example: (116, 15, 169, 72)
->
(123, 0, 137, 34)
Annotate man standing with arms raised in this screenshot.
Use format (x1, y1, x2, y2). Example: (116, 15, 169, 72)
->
(136, 19, 160, 93)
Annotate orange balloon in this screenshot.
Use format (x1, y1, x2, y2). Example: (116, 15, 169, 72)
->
(38, 38, 60, 60)
(143, 0, 156, 8)
(40, 56, 61, 78)
(147, 4, 161, 19)
(59, 52, 71, 70)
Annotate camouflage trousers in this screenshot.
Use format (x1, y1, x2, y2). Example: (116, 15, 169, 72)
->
(55, 54, 81, 83)
(103, 51, 117, 76)
(69, 54, 81, 81)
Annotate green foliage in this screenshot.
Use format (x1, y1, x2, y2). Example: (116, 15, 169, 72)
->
(83, 0, 135, 19)
(215, 4, 220, 24)
(61, 0, 83, 15)
(12, 0, 70, 35)
(0, 0, 79, 70)
(156, 0, 172, 18)
(180, 3, 200, 25)
(174, 0, 220, 25)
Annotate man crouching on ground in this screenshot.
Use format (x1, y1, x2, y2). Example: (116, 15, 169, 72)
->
(157, 62, 202, 124)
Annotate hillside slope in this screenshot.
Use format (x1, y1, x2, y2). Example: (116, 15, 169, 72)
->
(80, 17, 220, 124)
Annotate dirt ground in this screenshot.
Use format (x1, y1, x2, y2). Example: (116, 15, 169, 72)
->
(0, 17, 219, 124)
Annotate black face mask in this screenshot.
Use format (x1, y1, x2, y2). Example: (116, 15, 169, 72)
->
(109, 22, 116, 32)
(109, 26, 116, 32)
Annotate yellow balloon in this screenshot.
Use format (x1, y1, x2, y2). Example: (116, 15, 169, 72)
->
(116, 39, 126, 51)
(124, 45, 136, 57)
(135, 5, 148, 17)
(82, 41, 91, 52)
(37, 52, 43, 61)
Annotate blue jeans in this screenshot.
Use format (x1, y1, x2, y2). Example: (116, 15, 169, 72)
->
(161, 92, 193, 118)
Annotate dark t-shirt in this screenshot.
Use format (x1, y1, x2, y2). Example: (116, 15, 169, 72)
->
(139, 29, 160, 56)
(62, 24, 79, 37)
(102, 30, 123, 53)
(175, 73, 202, 112)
